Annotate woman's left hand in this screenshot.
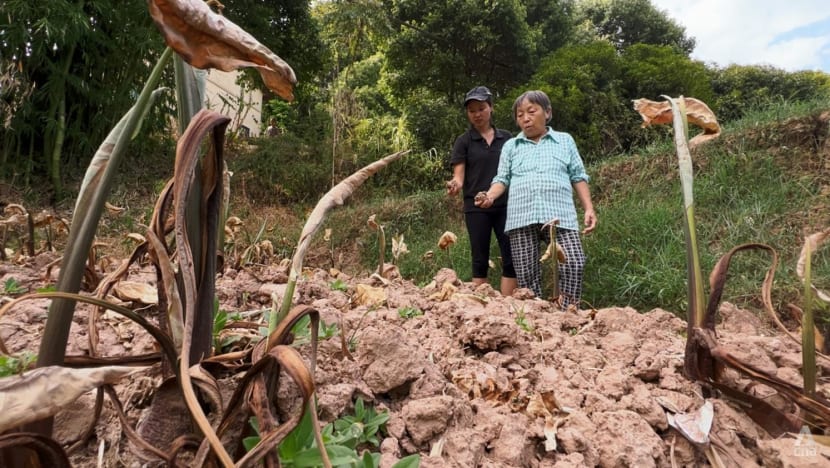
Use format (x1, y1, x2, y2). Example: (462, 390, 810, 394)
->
(582, 209, 597, 235)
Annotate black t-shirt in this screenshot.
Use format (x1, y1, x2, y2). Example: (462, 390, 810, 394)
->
(450, 127, 512, 212)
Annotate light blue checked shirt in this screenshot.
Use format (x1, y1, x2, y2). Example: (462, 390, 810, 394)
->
(492, 128, 590, 232)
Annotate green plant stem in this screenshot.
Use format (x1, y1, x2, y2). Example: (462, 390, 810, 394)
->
(377, 226, 385, 275)
(665, 96, 706, 327)
(550, 223, 559, 300)
(803, 241, 816, 396)
(33, 47, 174, 435)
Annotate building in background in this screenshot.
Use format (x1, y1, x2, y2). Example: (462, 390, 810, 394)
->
(203, 69, 263, 137)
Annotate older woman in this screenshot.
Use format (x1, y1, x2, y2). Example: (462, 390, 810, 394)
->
(476, 90, 597, 307)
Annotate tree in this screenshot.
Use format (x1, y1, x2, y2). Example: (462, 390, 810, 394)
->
(314, 0, 392, 73)
(0, 0, 161, 198)
(510, 40, 631, 159)
(709, 65, 830, 121)
(524, 0, 577, 57)
(382, 0, 540, 102)
(219, 0, 328, 133)
(577, 0, 695, 54)
(619, 44, 713, 103)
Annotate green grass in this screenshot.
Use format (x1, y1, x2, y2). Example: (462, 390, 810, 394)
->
(583, 102, 829, 314)
(314, 100, 830, 317)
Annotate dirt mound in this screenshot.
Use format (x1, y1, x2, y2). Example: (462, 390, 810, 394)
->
(1, 258, 829, 466)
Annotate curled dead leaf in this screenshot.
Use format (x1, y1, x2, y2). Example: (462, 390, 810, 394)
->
(526, 391, 570, 452)
(148, 0, 297, 100)
(666, 400, 714, 445)
(797, 228, 830, 303)
(113, 281, 159, 305)
(0, 366, 146, 433)
(392, 233, 409, 258)
(438, 231, 457, 250)
(428, 281, 457, 301)
(633, 97, 721, 148)
(541, 243, 567, 264)
(4, 204, 27, 216)
(105, 202, 126, 215)
(353, 284, 386, 308)
(367, 214, 379, 230)
(126, 232, 146, 244)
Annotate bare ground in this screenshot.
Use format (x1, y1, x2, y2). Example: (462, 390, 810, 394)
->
(1, 252, 829, 467)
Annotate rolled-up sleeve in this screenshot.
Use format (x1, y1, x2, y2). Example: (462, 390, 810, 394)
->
(566, 134, 590, 183)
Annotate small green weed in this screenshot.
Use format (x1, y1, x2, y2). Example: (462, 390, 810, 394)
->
(514, 307, 534, 333)
(397, 306, 423, 319)
(333, 398, 389, 447)
(2, 278, 26, 295)
(330, 278, 349, 292)
(290, 314, 340, 346)
(0, 351, 37, 377)
(244, 398, 419, 467)
(213, 301, 244, 352)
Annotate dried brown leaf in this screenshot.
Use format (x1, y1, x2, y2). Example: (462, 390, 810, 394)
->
(0, 366, 146, 433)
(633, 97, 721, 148)
(113, 281, 159, 305)
(148, 0, 297, 100)
(438, 231, 457, 250)
(289, 151, 408, 282)
(353, 284, 386, 307)
(105, 201, 126, 215)
(666, 400, 713, 445)
(797, 228, 830, 303)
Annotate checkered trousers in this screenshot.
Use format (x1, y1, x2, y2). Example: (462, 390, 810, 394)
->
(508, 224, 586, 307)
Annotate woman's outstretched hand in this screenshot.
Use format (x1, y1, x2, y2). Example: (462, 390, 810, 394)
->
(474, 191, 492, 208)
(446, 179, 461, 196)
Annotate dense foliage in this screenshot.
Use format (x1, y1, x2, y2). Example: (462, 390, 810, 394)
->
(1, 0, 829, 199)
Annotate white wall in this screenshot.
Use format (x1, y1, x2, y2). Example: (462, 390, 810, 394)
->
(203, 69, 264, 137)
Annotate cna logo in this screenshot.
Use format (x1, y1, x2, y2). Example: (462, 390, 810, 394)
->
(794, 425, 818, 457)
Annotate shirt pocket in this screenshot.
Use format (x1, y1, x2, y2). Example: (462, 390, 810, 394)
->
(511, 154, 535, 175)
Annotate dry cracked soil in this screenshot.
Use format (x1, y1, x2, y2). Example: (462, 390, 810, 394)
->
(2, 252, 829, 467)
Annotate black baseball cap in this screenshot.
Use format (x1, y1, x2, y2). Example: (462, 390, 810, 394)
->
(464, 86, 492, 106)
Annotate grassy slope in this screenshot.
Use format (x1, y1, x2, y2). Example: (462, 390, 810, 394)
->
(310, 102, 830, 319)
(585, 107, 829, 315)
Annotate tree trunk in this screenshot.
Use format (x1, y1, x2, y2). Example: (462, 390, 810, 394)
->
(47, 43, 77, 198)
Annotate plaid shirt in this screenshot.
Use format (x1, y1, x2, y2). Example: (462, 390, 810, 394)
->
(492, 128, 590, 232)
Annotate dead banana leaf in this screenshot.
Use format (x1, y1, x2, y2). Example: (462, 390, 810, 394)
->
(797, 228, 830, 303)
(353, 284, 386, 308)
(438, 231, 457, 250)
(148, 0, 297, 100)
(113, 281, 159, 305)
(276, 151, 408, 324)
(666, 400, 713, 445)
(0, 365, 146, 433)
(633, 97, 721, 148)
(526, 391, 569, 452)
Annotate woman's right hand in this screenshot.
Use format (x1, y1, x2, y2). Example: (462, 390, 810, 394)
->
(446, 179, 461, 196)
(474, 191, 492, 208)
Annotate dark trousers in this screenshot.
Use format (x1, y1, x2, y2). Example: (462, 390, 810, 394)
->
(465, 210, 515, 279)
(509, 225, 585, 306)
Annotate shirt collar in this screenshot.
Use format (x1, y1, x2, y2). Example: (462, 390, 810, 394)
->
(469, 127, 506, 141)
(518, 127, 556, 143)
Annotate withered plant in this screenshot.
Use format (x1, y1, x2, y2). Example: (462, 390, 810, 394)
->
(655, 96, 830, 461)
(0, 0, 374, 466)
